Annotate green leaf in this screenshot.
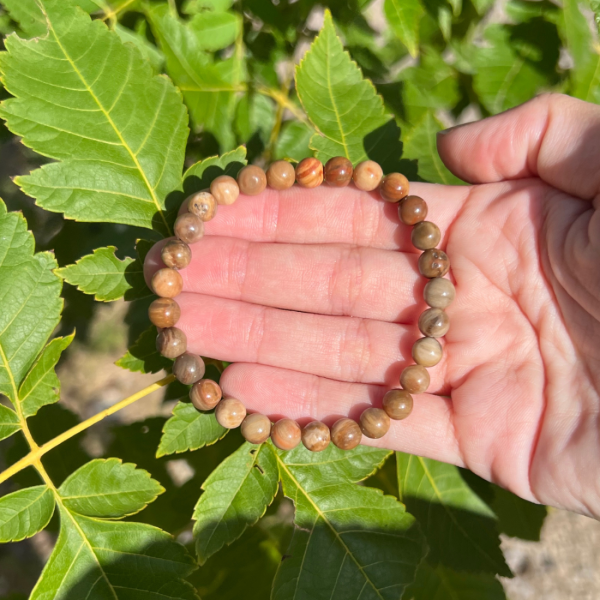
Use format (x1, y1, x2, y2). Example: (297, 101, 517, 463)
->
(234, 93, 276, 144)
(396, 453, 511, 576)
(59, 458, 165, 519)
(272, 444, 426, 600)
(2, 0, 188, 234)
(190, 10, 241, 52)
(0, 404, 21, 441)
(157, 401, 228, 458)
(183, 146, 247, 195)
(490, 486, 547, 541)
(384, 0, 424, 58)
(114, 22, 165, 73)
(116, 324, 172, 374)
(193, 442, 279, 563)
(273, 120, 313, 162)
(183, 0, 234, 13)
(0, 485, 55, 543)
(18, 334, 73, 419)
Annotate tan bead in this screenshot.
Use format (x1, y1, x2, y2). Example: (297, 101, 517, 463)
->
(423, 277, 455, 309)
(173, 352, 205, 385)
(400, 365, 430, 394)
(331, 418, 362, 450)
(210, 175, 240, 205)
(187, 191, 217, 221)
(359, 407, 390, 439)
(161, 239, 191, 270)
(324, 156, 353, 187)
(295, 157, 323, 188)
(241, 413, 272, 444)
(151, 268, 183, 298)
(215, 397, 246, 429)
(237, 165, 267, 196)
(156, 327, 187, 359)
(418, 308, 450, 338)
(380, 172, 409, 202)
(271, 418, 301, 451)
(411, 221, 441, 251)
(266, 160, 295, 190)
(190, 379, 222, 411)
(353, 160, 383, 191)
(174, 212, 204, 244)
(148, 297, 180, 328)
(301, 421, 331, 452)
(382, 389, 413, 420)
(412, 337, 443, 367)
(399, 195, 428, 225)
(418, 249, 450, 278)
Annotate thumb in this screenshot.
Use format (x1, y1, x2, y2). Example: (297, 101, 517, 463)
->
(437, 93, 600, 201)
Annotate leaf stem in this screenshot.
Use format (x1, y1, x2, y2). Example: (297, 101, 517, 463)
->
(256, 86, 310, 126)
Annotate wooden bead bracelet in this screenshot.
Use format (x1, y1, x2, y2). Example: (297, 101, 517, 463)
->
(148, 157, 454, 452)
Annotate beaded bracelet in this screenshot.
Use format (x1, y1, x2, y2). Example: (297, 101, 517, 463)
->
(147, 156, 454, 452)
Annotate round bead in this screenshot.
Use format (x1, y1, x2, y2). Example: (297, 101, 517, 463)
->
(295, 157, 323, 188)
(174, 212, 204, 244)
(398, 195, 428, 225)
(423, 277, 455, 309)
(190, 379, 222, 411)
(151, 268, 183, 298)
(382, 389, 413, 420)
(173, 353, 205, 385)
(301, 421, 331, 452)
(331, 418, 362, 450)
(156, 327, 187, 359)
(353, 160, 383, 191)
(359, 407, 390, 439)
(187, 191, 217, 221)
(266, 160, 295, 190)
(412, 337, 443, 367)
(324, 156, 353, 187)
(237, 165, 267, 196)
(161, 239, 191, 270)
(411, 221, 441, 251)
(380, 172, 409, 202)
(148, 297, 180, 328)
(271, 418, 301, 451)
(418, 308, 450, 338)
(241, 413, 272, 444)
(215, 397, 246, 429)
(418, 249, 450, 278)
(210, 175, 240, 205)
(400, 365, 430, 394)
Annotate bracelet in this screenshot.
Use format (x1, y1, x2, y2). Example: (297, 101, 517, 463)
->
(147, 157, 454, 452)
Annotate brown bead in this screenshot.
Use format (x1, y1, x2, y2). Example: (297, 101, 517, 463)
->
(161, 239, 191, 270)
(215, 397, 246, 429)
(418, 308, 450, 338)
(423, 277, 455, 309)
(151, 268, 183, 298)
(295, 157, 323, 188)
(331, 418, 362, 450)
(156, 327, 187, 359)
(411, 221, 441, 251)
(173, 352, 205, 385)
(359, 407, 390, 439)
(187, 191, 217, 221)
(412, 337, 443, 367)
(190, 379, 222, 411)
(241, 413, 272, 444)
(210, 175, 240, 205)
(301, 421, 331, 452)
(271, 418, 302, 451)
(380, 172, 409, 202)
(237, 165, 267, 196)
(400, 365, 430, 394)
(174, 212, 204, 245)
(399, 195, 428, 225)
(353, 160, 383, 191)
(418, 249, 450, 278)
(324, 156, 353, 187)
(382, 389, 413, 420)
(266, 160, 295, 190)
(148, 297, 180, 328)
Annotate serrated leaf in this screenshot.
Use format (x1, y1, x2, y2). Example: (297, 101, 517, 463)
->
(396, 453, 511, 576)
(1, 0, 188, 234)
(273, 120, 313, 162)
(18, 334, 73, 419)
(0, 485, 55, 543)
(59, 458, 165, 519)
(193, 442, 278, 563)
(157, 401, 228, 458)
(190, 10, 241, 52)
(116, 324, 172, 374)
(0, 404, 21, 441)
(183, 146, 247, 196)
(384, 0, 424, 58)
(272, 444, 426, 600)
(491, 486, 547, 541)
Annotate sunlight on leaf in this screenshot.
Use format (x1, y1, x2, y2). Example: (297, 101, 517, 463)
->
(0, 485, 55, 543)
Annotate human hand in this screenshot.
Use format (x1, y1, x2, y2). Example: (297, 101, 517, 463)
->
(145, 94, 600, 519)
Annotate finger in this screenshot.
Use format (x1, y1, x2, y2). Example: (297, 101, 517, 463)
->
(437, 93, 600, 201)
(220, 362, 462, 466)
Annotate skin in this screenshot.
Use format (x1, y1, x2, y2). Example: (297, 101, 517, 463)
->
(145, 94, 600, 518)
